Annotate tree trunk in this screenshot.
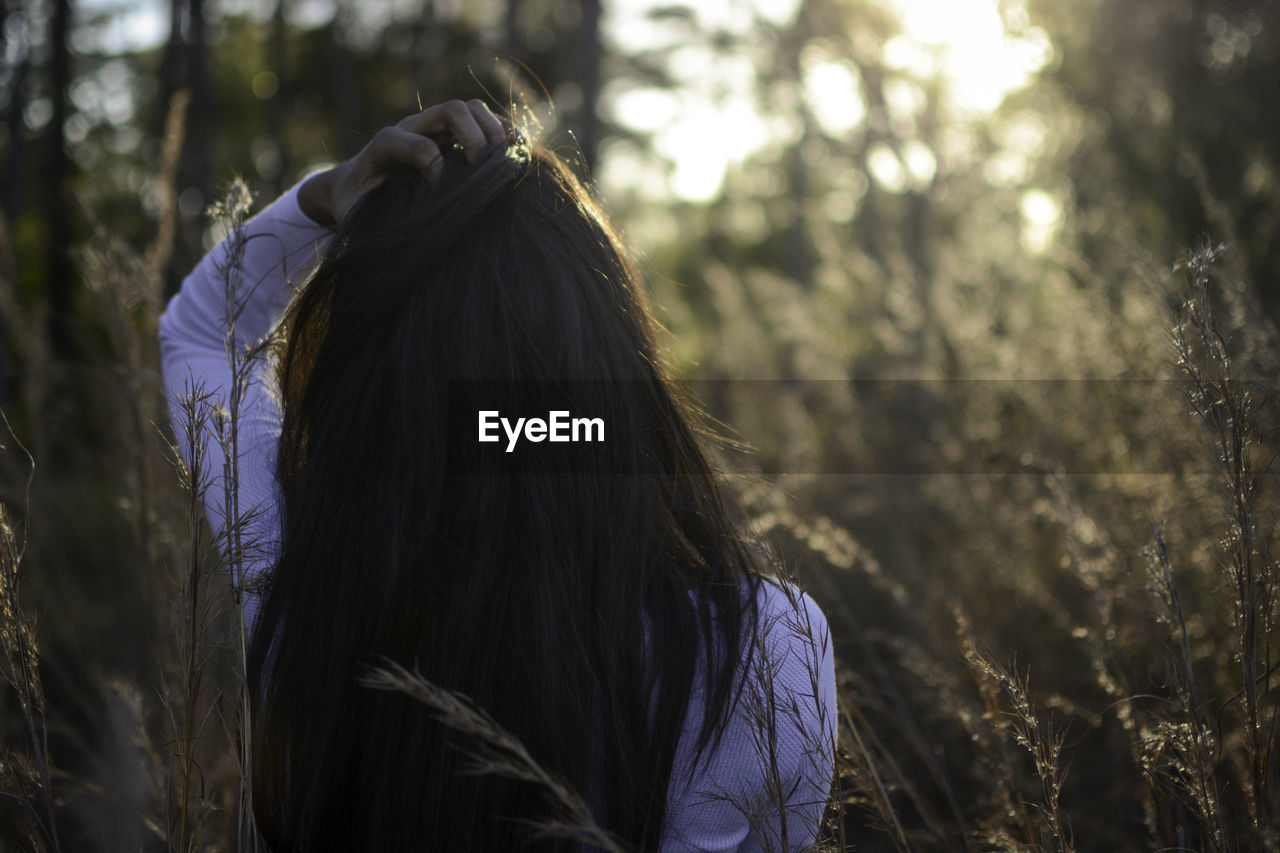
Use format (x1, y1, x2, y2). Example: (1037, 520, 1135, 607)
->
(780, 2, 815, 287)
(409, 0, 441, 97)
(575, 0, 602, 175)
(157, 0, 185, 139)
(267, 0, 290, 194)
(502, 0, 519, 58)
(784, 109, 816, 287)
(45, 0, 74, 356)
(156, 0, 184, 296)
(0, 0, 25, 408)
(184, 0, 210, 202)
(165, 0, 212, 297)
(2, 17, 27, 227)
(329, 0, 362, 158)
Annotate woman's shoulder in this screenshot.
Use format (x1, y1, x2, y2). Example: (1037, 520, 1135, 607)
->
(751, 576, 831, 652)
(741, 576, 836, 741)
(661, 576, 836, 851)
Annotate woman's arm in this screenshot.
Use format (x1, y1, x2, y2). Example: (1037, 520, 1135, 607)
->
(159, 179, 333, 360)
(158, 98, 508, 455)
(296, 99, 508, 226)
(159, 97, 507, 472)
(158, 180, 336, 624)
(157, 99, 509, 626)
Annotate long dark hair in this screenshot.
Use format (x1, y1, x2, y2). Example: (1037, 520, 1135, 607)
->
(247, 133, 763, 850)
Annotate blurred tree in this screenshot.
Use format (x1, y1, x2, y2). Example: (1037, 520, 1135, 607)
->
(157, 0, 213, 295)
(157, 0, 182, 125)
(1, 0, 28, 228)
(327, 0, 361, 159)
(43, 0, 72, 354)
(1, 0, 1277, 849)
(576, 0, 602, 171)
(1027, 0, 1280, 335)
(265, 0, 290, 195)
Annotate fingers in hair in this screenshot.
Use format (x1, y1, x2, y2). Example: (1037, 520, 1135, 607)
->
(398, 100, 489, 163)
(466, 99, 509, 147)
(373, 126, 443, 179)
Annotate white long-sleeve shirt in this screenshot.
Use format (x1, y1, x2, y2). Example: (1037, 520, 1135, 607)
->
(158, 179, 837, 851)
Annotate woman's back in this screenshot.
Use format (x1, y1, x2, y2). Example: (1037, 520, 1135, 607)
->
(158, 101, 835, 851)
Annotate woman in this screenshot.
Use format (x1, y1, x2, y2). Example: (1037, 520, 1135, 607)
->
(159, 99, 835, 851)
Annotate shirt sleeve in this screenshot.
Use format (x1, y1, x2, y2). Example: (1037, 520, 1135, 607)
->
(663, 582, 837, 852)
(157, 178, 334, 628)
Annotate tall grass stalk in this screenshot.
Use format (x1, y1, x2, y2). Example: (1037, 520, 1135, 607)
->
(0, 426, 60, 852)
(1144, 527, 1228, 851)
(361, 661, 634, 853)
(835, 694, 911, 852)
(956, 609, 1073, 853)
(205, 176, 267, 852)
(735, 477, 966, 849)
(164, 383, 220, 851)
(726, 573, 838, 853)
(1166, 239, 1279, 844)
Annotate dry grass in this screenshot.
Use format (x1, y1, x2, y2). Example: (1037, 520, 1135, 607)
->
(1, 112, 1279, 853)
(361, 661, 634, 853)
(0, 437, 60, 851)
(0, 161, 847, 849)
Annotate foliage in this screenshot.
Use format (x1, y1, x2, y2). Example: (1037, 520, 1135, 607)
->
(1, 0, 1278, 848)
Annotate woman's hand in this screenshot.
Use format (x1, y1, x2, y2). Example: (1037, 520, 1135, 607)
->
(298, 99, 509, 227)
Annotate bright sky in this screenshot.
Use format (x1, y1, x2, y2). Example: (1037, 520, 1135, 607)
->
(888, 0, 1052, 114)
(83, 0, 167, 49)
(603, 0, 1054, 201)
